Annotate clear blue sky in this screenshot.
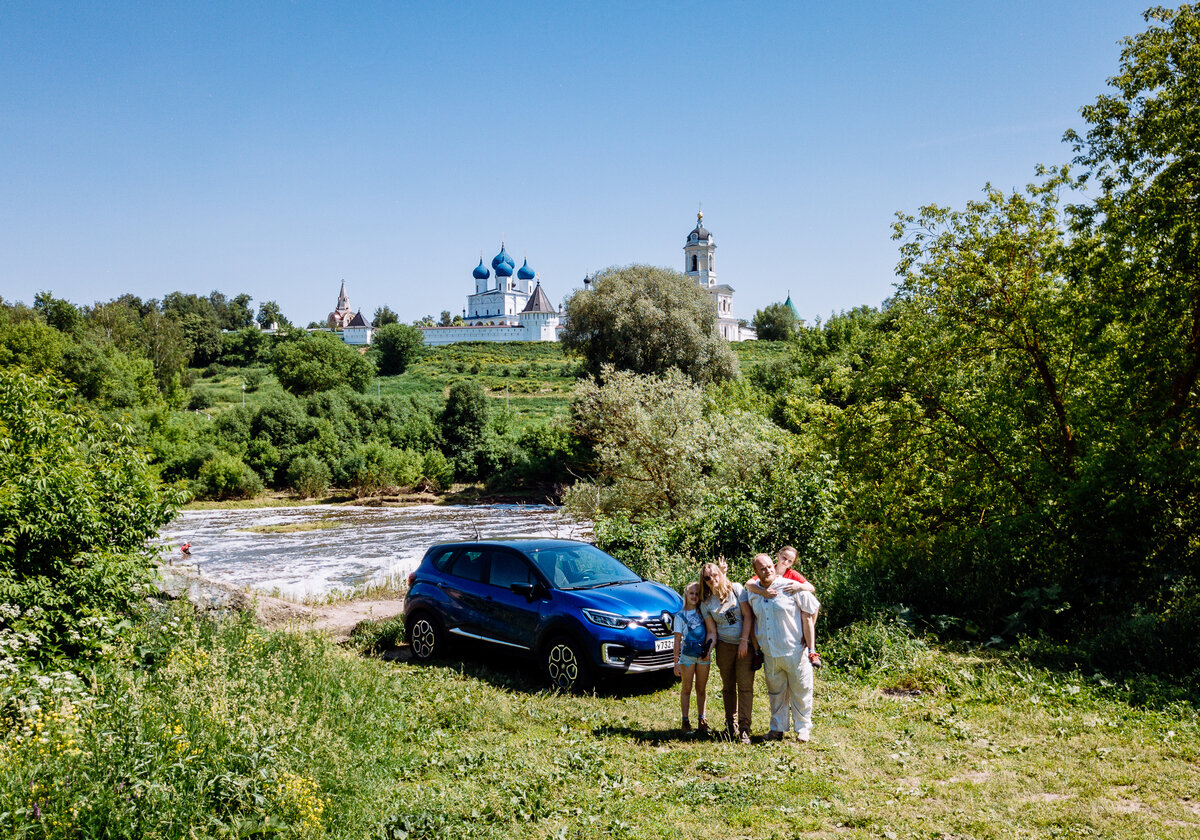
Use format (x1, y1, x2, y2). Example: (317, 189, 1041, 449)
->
(0, 2, 1150, 327)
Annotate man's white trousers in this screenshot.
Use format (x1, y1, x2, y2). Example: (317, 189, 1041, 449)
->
(764, 653, 813, 735)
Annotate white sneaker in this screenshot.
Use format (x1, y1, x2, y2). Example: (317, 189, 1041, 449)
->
(796, 730, 811, 743)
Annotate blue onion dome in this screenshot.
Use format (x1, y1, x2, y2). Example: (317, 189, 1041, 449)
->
(473, 258, 490, 280)
(491, 245, 515, 273)
(517, 259, 535, 281)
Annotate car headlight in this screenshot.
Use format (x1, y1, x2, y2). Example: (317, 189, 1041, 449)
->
(582, 608, 633, 629)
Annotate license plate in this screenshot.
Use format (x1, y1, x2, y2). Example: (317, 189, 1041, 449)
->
(655, 638, 674, 652)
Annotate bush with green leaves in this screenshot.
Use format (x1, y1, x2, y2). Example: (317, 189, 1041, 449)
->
(440, 380, 492, 480)
(194, 452, 263, 501)
(270, 330, 373, 396)
(420, 449, 454, 491)
(186, 390, 214, 411)
(340, 442, 410, 496)
(0, 369, 178, 662)
(286, 454, 332, 498)
(370, 322, 425, 376)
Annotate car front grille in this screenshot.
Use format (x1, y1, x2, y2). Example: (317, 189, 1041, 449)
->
(600, 645, 675, 672)
(640, 618, 671, 637)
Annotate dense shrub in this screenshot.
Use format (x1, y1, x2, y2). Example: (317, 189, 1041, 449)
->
(186, 391, 214, 411)
(420, 449, 454, 491)
(271, 331, 373, 396)
(0, 369, 177, 662)
(341, 442, 404, 496)
(287, 454, 332, 498)
(195, 452, 263, 501)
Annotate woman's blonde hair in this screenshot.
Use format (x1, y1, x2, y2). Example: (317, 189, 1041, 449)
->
(698, 561, 732, 603)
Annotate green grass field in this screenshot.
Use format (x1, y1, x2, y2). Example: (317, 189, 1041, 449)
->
(184, 339, 796, 431)
(6, 606, 1196, 838)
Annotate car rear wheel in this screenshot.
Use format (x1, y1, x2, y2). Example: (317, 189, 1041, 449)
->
(544, 635, 593, 692)
(406, 611, 444, 662)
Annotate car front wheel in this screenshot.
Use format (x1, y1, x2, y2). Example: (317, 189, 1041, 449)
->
(544, 635, 593, 692)
(406, 611, 444, 662)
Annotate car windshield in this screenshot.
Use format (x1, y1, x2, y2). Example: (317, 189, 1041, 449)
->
(526, 544, 642, 590)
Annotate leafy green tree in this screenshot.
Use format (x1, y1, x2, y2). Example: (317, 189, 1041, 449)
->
(179, 311, 223, 367)
(0, 307, 69, 374)
(256, 300, 290, 330)
(60, 338, 160, 409)
(85, 297, 145, 351)
(219, 326, 268, 367)
(561, 264, 737, 385)
(373, 305, 400, 327)
(566, 366, 779, 519)
(439, 310, 453, 327)
(270, 332, 373, 396)
(0, 369, 178, 661)
(139, 308, 189, 390)
(210, 291, 255, 330)
(752, 302, 800, 341)
(33, 291, 82, 334)
(440, 380, 491, 479)
(371, 322, 425, 376)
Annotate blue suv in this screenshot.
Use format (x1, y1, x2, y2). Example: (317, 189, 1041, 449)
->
(404, 539, 683, 690)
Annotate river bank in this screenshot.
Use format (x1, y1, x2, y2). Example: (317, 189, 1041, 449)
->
(156, 563, 407, 643)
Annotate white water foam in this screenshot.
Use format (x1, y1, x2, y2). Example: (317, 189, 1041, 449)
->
(158, 504, 590, 599)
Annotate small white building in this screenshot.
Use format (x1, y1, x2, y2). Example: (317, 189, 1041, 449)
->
(342, 309, 373, 345)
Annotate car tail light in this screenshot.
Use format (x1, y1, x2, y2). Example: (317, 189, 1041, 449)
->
(407, 572, 417, 588)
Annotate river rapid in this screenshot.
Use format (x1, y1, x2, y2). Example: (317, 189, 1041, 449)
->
(158, 504, 589, 599)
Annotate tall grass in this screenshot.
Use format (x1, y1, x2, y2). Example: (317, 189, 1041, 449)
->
(3, 603, 1197, 838)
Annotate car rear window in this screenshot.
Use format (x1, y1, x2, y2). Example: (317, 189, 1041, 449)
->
(428, 547, 456, 572)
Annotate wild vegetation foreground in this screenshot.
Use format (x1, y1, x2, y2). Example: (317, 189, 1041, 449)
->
(2, 604, 1196, 839)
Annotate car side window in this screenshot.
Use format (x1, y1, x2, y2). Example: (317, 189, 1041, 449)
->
(447, 549, 487, 583)
(489, 551, 534, 589)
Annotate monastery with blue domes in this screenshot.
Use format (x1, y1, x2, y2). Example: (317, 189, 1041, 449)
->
(329, 213, 751, 347)
(418, 242, 561, 346)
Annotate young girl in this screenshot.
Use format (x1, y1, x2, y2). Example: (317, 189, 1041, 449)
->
(672, 581, 713, 734)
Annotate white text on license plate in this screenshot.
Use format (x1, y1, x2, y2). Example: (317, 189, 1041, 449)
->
(654, 638, 674, 652)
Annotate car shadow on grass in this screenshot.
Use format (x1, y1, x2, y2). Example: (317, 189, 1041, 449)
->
(382, 643, 677, 699)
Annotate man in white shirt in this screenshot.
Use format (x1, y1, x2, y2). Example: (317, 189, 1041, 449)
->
(746, 552, 820, 742)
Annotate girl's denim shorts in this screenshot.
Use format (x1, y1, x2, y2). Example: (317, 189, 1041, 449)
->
(678, 652, 711, 667)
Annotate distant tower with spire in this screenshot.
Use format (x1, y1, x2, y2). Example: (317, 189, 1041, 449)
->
(328, 280, 355, 329)
(683, 210, 745, 340)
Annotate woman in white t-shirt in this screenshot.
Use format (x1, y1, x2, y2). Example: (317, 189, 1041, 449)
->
(698, 560, 755, 743)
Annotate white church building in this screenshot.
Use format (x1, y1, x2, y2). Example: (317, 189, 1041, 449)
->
(417, 244, 562, 346)
(683, 210, 753, 341)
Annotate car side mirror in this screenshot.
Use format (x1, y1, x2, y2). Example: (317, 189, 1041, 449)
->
(510, 582, 538, 601)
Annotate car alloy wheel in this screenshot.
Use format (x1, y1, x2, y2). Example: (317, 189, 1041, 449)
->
(407, 613, 441, 661)
(545, 636, 591, 691)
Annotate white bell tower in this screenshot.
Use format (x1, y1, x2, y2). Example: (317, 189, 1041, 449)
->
(683, 209, 716, 289)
